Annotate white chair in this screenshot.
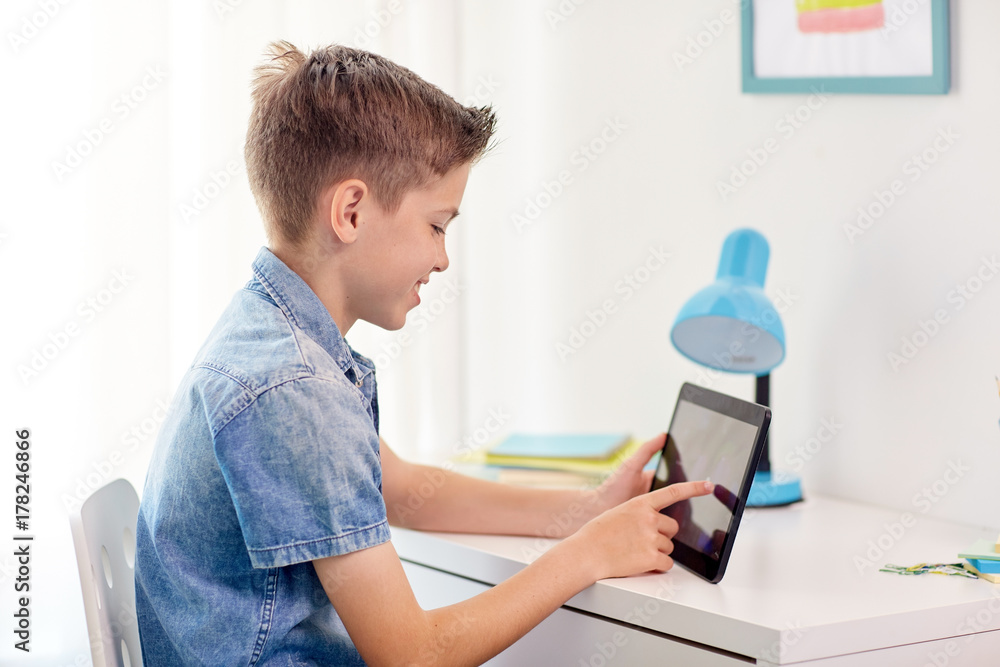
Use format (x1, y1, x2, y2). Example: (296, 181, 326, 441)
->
(69, 478, 144, 667)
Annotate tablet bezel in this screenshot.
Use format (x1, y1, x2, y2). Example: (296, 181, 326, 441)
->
(651, 382, 771, 584)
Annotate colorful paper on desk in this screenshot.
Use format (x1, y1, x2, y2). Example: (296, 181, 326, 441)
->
(957, 539, 1000, 562)
(481, 439, 641, 475)
(965, 558, 1000, 574)
(964, 562, 1000, 584)
(487, 433, 630, 461)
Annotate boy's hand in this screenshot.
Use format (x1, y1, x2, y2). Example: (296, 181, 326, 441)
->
(562, 480, 714, 581)
(589, 433, 667, 515)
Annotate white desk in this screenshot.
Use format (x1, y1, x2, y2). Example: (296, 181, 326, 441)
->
(393, 495, 1000, 665)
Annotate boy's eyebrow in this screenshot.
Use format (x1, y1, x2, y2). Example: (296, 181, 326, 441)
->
(434, 208, 461, 222)
(434, 208, 459, 224)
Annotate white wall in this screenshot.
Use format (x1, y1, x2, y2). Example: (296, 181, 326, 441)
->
(2, 1, 997, 665)
(453, 0, 1000, 532)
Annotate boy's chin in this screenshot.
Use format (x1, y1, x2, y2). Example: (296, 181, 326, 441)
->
(365, 311, 409, 332)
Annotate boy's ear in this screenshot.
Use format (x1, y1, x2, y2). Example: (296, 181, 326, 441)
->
(328, 179, 369, 244)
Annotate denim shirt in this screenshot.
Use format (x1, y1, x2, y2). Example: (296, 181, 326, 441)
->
(135, 247, 388, 666)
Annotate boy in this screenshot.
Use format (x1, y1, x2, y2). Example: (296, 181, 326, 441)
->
(135, 41, 712, 666)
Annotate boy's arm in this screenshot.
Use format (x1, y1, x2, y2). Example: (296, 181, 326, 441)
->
(380, 434, 665, 538)
(314, 480, 712, 667)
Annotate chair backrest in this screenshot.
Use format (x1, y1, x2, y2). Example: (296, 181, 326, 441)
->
(69, 478, 144, 667)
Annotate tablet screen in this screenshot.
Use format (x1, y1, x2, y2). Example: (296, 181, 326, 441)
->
(649, 383, 769, 582)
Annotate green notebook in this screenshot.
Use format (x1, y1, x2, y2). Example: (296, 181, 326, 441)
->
(957, 539, 1000, 562)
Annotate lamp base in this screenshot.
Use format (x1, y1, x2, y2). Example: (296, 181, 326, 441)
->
(746, 470, 803, 507)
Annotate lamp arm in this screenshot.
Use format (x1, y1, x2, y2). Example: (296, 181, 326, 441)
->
(755, 374, 771, 474)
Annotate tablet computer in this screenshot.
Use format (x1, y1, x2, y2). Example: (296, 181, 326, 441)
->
(650, 382, 770, 584)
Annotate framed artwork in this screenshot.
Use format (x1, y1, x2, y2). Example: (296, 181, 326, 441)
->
(741, 0, 950, 94)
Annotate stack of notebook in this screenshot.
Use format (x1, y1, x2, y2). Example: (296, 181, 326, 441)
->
(958, 536, 1000, 583)
(459, 433, 637, 488)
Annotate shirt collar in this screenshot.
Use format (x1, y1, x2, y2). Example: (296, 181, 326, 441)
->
(250, 247, 375, 383)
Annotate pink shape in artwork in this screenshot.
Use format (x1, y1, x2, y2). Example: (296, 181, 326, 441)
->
(798, 4, 885, 33)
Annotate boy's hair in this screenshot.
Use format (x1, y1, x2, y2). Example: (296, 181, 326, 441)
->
(245, 41, 497, 246)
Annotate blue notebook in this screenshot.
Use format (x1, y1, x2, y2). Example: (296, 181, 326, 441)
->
(488, 433, 630, 461)
(965, 558, 1000, 574)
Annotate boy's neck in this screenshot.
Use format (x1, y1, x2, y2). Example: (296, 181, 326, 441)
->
(271, 243, 356, 337)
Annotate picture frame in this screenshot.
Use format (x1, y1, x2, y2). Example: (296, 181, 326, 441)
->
(741, 0, 950, 94)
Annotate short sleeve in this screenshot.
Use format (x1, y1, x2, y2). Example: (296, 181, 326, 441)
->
(214, 377, 389, 568)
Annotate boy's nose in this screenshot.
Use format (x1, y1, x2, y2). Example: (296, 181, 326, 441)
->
(434, 247, 449, 272)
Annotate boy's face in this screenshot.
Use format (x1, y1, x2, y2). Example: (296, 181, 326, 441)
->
(349, 163, 470, 331)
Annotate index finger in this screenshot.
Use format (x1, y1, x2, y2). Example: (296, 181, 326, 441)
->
(714, 483, 738, 512)
(646, 480, 714, 511)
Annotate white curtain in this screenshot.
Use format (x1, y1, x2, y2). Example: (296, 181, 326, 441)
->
(2, 1, 468, 662)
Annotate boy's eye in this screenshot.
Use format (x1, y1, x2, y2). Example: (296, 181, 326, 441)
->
(432, 224, 447, 236)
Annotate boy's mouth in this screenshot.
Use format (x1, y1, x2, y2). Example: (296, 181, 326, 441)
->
(412, 278, 429, 304)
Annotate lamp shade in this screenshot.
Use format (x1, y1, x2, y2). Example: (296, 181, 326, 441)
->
(671, 229, 785, 374)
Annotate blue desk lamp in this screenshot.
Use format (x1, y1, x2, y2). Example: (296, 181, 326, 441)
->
(670, 228, 802, 507)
